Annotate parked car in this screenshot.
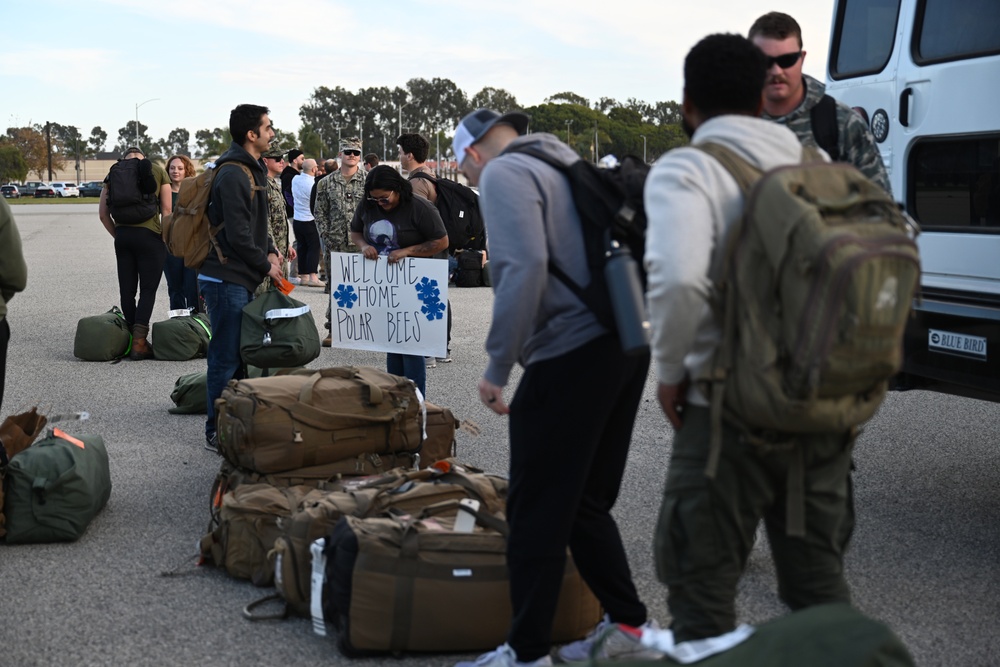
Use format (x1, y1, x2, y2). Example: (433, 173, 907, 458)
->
(33, 184, 56, 198)
(78, 181, 104, 198)
(51, 182, 79, 198)
(1, 185, 19, 199)
(20, 181, 44, 196)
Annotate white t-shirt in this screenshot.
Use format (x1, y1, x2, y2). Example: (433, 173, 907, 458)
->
(291, 173, 315, 221)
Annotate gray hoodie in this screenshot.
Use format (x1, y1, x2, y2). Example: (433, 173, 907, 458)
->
(644, 114, 809, 406)
(479, 133, 607, 386)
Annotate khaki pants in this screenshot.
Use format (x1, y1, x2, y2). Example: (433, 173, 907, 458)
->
(654, 406, 855, 642)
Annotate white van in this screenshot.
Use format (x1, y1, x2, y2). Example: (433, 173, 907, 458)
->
(826, 0, 1000, 401)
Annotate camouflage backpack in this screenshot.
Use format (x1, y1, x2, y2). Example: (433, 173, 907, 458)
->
(696, 143, 920, 471)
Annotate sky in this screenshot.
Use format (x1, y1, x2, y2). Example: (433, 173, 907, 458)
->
(3, 0, 835, 148)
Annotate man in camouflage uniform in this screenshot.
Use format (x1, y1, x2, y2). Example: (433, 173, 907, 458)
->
(257, 147, 295, 294)
(314, 137, 367, 346)
(750, 11, 892, 195)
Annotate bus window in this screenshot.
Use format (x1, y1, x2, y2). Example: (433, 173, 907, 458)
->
(830, 0, 900, 79)
(915, 0, 1000, 63)
(909, 136, 1000, 229)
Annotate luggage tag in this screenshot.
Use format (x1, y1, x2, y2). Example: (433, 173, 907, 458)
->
(273, 275, 295, 295)
(309, 538, 328, 636)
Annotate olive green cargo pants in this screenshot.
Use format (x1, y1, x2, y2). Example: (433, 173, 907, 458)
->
(654, 405, 855, 642)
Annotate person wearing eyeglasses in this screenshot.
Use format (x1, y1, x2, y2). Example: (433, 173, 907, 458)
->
(749, 12, 891, 194)
(349, 165, 448, 396)
(315, 137, 367, 346)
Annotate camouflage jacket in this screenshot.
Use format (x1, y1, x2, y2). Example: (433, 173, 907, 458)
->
(314, 167, 366, 253)
(265, 176, 289, 256)
(763, 73, 892, 196)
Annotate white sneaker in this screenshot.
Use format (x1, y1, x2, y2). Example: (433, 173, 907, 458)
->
(557, 614, 665, 662)
(425, 356, 437, 369)
(454, 643, 552, 667)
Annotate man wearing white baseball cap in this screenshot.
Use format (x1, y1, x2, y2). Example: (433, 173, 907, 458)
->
(452, 109, 659, 667)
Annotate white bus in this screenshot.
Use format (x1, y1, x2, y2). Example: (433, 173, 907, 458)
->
(826, 0, 1000, 400)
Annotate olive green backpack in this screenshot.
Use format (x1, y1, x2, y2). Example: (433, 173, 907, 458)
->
(695, 144, 920, 527)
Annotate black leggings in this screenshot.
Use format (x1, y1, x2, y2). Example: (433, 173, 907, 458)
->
(0, 317, 9, 414)
(292, 219, 321, 275)
(114, 225, 166, 327)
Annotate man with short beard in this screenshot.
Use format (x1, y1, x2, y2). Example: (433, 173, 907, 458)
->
(749, 11, 891, 194)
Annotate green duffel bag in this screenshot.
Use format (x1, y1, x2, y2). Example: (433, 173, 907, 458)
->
(169, 371, 207, 414)
(589, 603, 913, 667)
(4, 431, 112, 544)
(73, 306, 132, 361)
(152, 312, 212, 360)
(240, 289, 320, 370)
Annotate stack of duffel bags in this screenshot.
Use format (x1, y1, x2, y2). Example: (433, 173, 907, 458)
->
(198, 365, 603, 657)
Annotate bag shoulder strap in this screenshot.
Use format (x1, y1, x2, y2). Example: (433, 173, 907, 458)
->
(810, 94, 841, 162)
(218, 162, 262, 200)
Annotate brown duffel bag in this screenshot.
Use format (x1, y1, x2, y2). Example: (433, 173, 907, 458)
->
(320, 500, 601, 655)
(268, 462, 508, 618)
(200, 482, 325, 586)
(420, 402, 460, 468)
(215, 366, 424, 474)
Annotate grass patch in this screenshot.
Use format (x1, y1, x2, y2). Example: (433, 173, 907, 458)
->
(6, 197, 99, 205)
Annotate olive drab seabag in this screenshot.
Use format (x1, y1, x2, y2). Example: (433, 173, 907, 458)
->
(162, 162, 259, 270)
(151, 312, 212, 361)
(73, 306, 132, 361)
(3, 431, 112, 543)
(168, 371, 208, 415)
(696, 143, 920, 438)
(240, 289, 320, 370)
(214, 367, 424, 474)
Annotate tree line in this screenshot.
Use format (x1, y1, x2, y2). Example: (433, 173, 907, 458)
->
(0, 77, 687, 182)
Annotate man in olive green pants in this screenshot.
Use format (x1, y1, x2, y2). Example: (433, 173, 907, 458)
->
(652, 407, 854, 641)
(644, 33, 857, 645)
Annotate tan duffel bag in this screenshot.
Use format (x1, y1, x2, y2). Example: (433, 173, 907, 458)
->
(319, 500, 601, 655)
(420, 402, 460, 468)
(268, 463, 508, 618)
(215, 366, 423, 474)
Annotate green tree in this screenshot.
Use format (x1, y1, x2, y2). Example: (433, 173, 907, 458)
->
(194, 128, 231, 158)
(51, 124, 86, 181)
(115, 121, 155, 156)
(89, 126, 107, 155)
(160, 128, 191, 157)
(546, 91, 590, 107)
(271, 127, 298, 152)
(406, 77, 469, 136)
(648, 100, 683, 126)
(5, 126, 49, 179)
(0, 144, 28, 183)
(297, 126, 325, 159)
(469, 87, 520, 113)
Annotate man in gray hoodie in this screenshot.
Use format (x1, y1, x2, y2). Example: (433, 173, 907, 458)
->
(199, 104, 283, 452)
(645, 34, 855, 647)
(451, 110, 658, 667)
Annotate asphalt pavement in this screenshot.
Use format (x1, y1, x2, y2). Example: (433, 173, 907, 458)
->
(1, 203, 998, 666)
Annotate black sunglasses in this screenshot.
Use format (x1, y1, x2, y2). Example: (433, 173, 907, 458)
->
(343, 149, 361, 156)
(367, 195, 392, 205)
(765, 51, 802, 69)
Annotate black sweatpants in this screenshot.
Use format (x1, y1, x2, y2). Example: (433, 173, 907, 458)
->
(292, 219, 320, 275)
(506, 334, 650, 661)
(0, 317, 9, 413)
(114, 225, 166, 327)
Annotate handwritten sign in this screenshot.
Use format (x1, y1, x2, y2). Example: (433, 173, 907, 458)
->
(329, 252, 449, 357)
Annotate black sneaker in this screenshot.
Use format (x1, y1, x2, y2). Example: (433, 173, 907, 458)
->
(205, 433, 220, 454)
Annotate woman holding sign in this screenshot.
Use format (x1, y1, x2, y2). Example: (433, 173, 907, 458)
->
(350, 166, 449, 397)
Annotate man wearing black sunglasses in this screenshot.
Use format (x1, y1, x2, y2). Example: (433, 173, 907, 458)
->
(315, 137, 367, 346)
(749, 12, 891, 194)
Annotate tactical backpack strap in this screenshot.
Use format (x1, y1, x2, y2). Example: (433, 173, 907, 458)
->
(691, 143, 762, 480)
(810, 94, 841, 162)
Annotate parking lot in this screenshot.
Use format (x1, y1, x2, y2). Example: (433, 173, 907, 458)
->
(1, 203, 998, 666)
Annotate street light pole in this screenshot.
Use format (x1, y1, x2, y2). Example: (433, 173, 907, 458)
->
(640, 134, 647, 163)
(565, 119, 571, 144)
(398, 102, 408, 142)
(134, 98, 160, 150)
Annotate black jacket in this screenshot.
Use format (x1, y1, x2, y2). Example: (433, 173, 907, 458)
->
(201, 142, 276, 292)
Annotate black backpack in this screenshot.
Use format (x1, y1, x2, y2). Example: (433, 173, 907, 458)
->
(506, 146, 650, 331)
(106, 158, 159, 225)
(409, 172, 487, 253)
